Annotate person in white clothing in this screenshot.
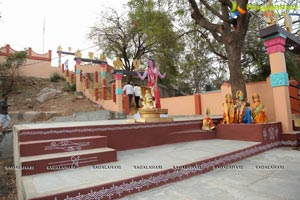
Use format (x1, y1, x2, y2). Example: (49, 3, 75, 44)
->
(123, 82, 134, 108)
(133, 83, 141, 108)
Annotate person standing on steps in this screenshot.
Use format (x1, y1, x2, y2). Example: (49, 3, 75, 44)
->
(123, 82, 134, 108)
(133, 83, 141, 109)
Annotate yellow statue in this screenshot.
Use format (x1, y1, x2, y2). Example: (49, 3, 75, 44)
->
(100, 53, 107, 61)
(142, 89, 154, 109)
(251, 93, 268, 124)
(263, 0, 277, 26)
(202, 107, 215, 131)
(113, 57, 123, 69)
(222, 93, 235, 124)
(235, 90, 247, 123)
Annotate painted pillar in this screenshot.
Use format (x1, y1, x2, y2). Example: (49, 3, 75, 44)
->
(94, 71, 99, 101)
(101, 63, 107, 100)
(111, 83, 116, 103)
(85, 74, 90, 89)
(58, 52, 63, 73)
(70, 73, 75, 85)
(114, 73, 123, 112)
(194, 93, 202, 115)
(75, 58, 81, 92)
(264, 34, 293, 133)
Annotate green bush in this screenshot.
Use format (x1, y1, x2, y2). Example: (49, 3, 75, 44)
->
(65, 82, 76, 92)
(50, 72, 61, 82)
(70, 83, 76, 92)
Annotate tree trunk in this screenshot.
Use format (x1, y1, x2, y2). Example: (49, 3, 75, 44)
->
(225, 41, 247, 100)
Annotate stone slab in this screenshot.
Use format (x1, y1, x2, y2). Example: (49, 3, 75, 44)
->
(19, 136, 108, 157)
(20, 147, 117, 176)
(21, 139, 259, 199)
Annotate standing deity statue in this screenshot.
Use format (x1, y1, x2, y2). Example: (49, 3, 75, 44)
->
(235, 90, 247, 123)
(222, 93, 235, 124)
(135, 56, 166, 108)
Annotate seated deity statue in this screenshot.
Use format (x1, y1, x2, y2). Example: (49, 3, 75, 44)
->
(142, 89, 155, 109)
(251, 93, 268, 124)
(222, 93, 235, 124)
(202, 107, 215, 131)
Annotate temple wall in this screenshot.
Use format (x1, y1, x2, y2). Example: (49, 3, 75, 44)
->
(0, 44, 61, 79)
(161, 79, 275, 122)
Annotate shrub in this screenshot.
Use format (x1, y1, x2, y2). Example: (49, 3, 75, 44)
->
(50, 72, 61, 82)
(65, 82, 76, 92)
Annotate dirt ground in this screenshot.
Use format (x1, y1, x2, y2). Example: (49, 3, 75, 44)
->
(0, 76, 104, 199)
(7, 77, 103, 115)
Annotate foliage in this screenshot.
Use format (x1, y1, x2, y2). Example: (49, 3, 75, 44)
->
(89, 0, 183, 84)
(89, 0, 300, 95)
(64, 82, 76, 92)
(0, 50, 27, 96)
(50, 72, 62, 82)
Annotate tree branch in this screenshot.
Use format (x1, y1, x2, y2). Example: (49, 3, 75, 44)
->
(188, 0, 223, 35)
(198, 30, 228, 60)
(199, 0, 229, 22)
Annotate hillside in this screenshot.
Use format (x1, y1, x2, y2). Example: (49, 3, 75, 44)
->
(6, 76, 103, 119)
(0, 76, 105, 199)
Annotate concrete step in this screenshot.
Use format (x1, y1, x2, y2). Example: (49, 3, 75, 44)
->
(168, 129, 216, 143)
(19, 136, 107, 157)
(20, 147, 117, 176)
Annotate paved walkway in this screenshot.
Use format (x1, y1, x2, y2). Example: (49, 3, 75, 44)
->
(121, 148, 300, 200)
(22, 139, 258, 198)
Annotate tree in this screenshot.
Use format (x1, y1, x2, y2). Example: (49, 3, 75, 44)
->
(89, 1, 183, 83)
(186, 0, 251, 98)
(0, 50, 27, 97)
(177, 26, 228, 93)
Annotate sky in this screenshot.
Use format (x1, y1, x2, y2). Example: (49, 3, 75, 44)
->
(0, 0, 129, 67)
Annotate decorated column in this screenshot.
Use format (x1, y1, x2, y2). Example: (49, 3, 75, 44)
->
(94, 71, 99, 101)
(111, 83, 116, 103)
(75, 49, 82, 92)
(100, 54, 107, 100)
(57, 45, 64, 73)
(264, 34, 293, 133)
(114, 73, 123, 112)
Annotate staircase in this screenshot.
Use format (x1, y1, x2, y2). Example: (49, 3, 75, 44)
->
(17, 134, 117, 176)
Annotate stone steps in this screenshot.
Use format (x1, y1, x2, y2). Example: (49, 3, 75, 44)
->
(19, 136, 107, 157)
(21, 139, 267, 200)
(20, 147, 117, 176)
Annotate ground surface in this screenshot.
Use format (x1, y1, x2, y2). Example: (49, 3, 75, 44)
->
(0, 77, 104, 199)
(7, 77, 102, 115)
(121, 148, 300, 200)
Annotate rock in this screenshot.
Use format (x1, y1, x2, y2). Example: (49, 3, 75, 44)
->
(37, 87, 61, 97)
(36, 87, 62, 103)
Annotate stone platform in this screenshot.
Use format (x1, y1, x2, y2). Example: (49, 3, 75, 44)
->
(22, 139, 261, 200)
(13, 118, 299, 199)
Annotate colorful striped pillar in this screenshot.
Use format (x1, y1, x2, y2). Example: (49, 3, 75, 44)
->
(75, 59, 81, 92)
(58, 53, 64, 73)
(114, 73, 123, 112)
(101, 63, 107, 100)
(111, 83, 116, 103)
(264, 34, 293, 133)
(76, 69, 81, 92)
